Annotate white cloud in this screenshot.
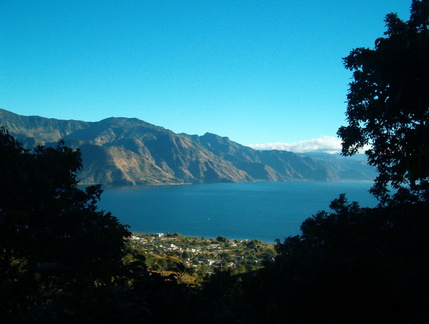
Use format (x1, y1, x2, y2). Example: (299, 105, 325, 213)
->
(247, 136, 343, 154)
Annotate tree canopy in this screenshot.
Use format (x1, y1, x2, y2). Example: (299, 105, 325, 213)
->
(236, 2, 429, 322)
(1, 2, 429, 322)
(338, 0, 429, 203)
(0, 127, 131, 321)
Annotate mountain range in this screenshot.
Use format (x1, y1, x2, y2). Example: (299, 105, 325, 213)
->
(0, 108, 376, 186)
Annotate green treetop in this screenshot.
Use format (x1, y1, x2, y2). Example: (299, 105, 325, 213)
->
(338, 0, 429, 203)
(0, 127, 130, 321)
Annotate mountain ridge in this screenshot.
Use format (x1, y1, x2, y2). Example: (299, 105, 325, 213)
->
(0, 108, 376, 185)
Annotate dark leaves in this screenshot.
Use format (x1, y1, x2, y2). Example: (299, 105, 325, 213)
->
(338, 1, 429, 203)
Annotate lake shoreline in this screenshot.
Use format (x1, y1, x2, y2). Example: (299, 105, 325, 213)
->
(99, 181, 377, 244)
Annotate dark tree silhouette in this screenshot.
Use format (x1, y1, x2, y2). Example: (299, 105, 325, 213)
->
(249, 196, 429, 323)
(0, 127, 131, 321)
(338, 0, 429, 203)
(229, 2, 429, 323)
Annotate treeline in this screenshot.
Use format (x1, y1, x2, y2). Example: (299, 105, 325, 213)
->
(1, 1, 429, 322)
(1, 129, 428, 323)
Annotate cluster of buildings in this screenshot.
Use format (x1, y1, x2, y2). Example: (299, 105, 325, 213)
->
(130, 233, 268, 271)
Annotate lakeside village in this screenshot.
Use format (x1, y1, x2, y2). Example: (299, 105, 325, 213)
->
(127, 232, 277, 284)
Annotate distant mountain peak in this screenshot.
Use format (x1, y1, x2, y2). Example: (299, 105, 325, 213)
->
(0, 109, 376, 185)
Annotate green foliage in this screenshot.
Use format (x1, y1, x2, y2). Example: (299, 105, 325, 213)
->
(0, 127, 131, 322)
(338, 0, 429, 203)
(216, 235, 228, 243)
(4, 4, 429, 315)
(193, 5, 429, 321)
(240, 196, 429, 323)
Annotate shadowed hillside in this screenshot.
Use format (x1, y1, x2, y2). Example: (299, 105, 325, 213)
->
(0, 109, 376, 185)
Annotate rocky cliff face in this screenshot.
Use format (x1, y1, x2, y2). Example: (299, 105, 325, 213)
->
(184, 133, 372, 181)
(0, 109, 376, 185)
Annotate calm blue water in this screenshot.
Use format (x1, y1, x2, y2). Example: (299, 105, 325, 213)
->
(98, 181, 377, 243)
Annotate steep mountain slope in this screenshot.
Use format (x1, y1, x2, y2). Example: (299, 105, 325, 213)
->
(0, 110, 252, 185)
(185, 133, 285, 181)
(0, 109, 89, 146)
(0, 109, 376, 185)
(186, 133, 374, 181)
(298, 152, 377, 181)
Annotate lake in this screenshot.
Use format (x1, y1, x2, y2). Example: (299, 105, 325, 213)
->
(98, 181, 377, 243)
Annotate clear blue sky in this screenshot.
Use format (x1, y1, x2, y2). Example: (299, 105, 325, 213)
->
(0, 0, 411, 151)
